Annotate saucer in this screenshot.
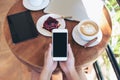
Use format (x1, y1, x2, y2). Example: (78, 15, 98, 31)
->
(36, 14, 66, 37)
(23, 0, 50, 11)
(72, 24, 102, 47)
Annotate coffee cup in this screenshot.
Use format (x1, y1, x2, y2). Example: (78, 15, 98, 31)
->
(29, 0, 43, 6)
(77, 20, 100, 41)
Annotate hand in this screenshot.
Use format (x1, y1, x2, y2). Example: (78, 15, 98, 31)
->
(59, 44, 75, 73)
(59, 44, 82, 80)
(43, 43, 58, 74)
(39, 43, 58, 80)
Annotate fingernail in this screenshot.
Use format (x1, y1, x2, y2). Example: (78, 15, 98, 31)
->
(49, 43, 51, 46)
(68, 44, 71, 47)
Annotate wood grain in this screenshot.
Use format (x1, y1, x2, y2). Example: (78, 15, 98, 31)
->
(4, 0, 112, 73)
(0, 0, 32, 80)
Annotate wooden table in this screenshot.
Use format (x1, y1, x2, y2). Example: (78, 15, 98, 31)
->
(4, 0, 112, 72)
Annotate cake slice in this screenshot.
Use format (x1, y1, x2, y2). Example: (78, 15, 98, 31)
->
(43, 17, 60, 32)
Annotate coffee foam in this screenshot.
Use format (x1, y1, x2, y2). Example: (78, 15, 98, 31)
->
(80, 22, 98, 36)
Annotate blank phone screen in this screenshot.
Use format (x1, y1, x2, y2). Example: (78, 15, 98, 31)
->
(53, 33, 67, 57)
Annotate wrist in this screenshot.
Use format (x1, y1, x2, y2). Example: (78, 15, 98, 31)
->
(42, 67, 53, 76)
(65, 68, 80, 80)
(67, 66, 76, 73)
(65, 67, 76, 77)
(39, 67, 52, 80)
(69, 67, 76, 73)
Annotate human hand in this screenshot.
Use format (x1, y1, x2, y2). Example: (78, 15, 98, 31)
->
(39, 43, 58, 80)
(59, 44, 75, 73)
(43, 43, 58, 74)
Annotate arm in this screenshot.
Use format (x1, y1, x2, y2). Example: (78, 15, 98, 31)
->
(65, 67, 80, 80)
(65, 67, 87, 80)
(39, 68, 52, 80)
(39, 43, 58, 80)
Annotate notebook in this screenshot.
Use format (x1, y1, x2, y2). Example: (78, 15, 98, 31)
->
(7, 11, 39, 43)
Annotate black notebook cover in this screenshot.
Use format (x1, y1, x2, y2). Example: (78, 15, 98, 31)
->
(7, 11, 38, 43)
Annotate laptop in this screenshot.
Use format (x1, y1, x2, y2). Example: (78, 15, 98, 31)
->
(44, 0, 104, 21)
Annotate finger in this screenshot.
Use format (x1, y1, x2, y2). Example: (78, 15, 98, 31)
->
(48, 43, 52, 57)
(67, 44, 70, 57)
(59, 61, 65, 66)
(45, 50, 48, 58)
(68, 44, 74, 57)
(48, 43, 52, 53)
(54, 61, 58, 65)
(45, 43, 52, 58)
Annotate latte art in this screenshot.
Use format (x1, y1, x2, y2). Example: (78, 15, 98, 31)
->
(77, 20, 100, 41)
(80, 22, 98, 36)
(80, 24, 97, 36)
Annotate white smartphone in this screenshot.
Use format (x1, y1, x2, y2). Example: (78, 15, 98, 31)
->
(52, 29, 68, 61)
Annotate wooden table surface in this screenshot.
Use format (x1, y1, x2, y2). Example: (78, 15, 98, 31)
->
(4, 0, 112, 72)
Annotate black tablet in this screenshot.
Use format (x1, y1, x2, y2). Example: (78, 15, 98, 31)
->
(7, 11, 39, 43)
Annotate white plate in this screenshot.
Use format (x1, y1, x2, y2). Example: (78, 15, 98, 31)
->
(72, 24, 102, 47)
(23, 0, 50, 11)
(36, 14, 66, 37)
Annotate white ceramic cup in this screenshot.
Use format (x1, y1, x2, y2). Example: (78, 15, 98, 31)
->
(29, 0, 43, 6)
(77, 20, 100, 41)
